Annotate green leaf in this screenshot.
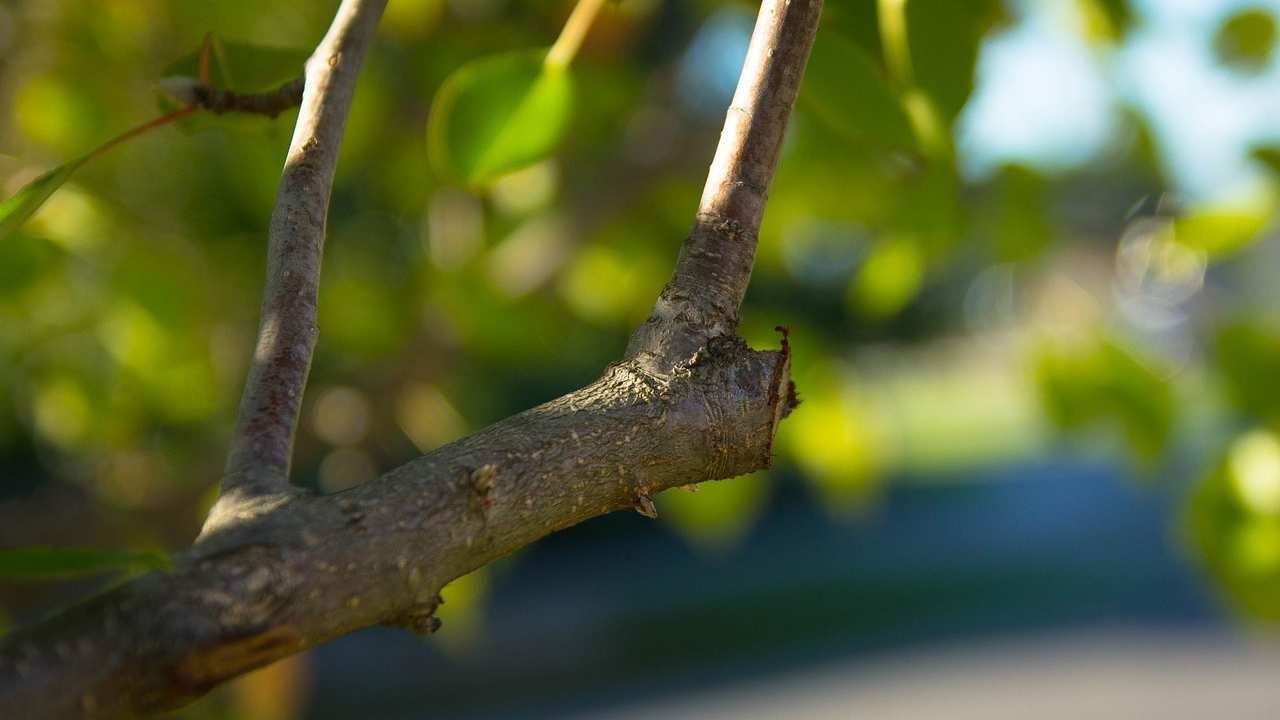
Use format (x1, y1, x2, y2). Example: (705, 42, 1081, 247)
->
(160, 39, 309, 94)
(0, 158, 87, 243)
(905, 0, 1008, 123)
(821, 1, 884, 60)
(427, 49, 574, 188)
(1173, 205, 1272, 258)
(1214, 8, 1278, 72)
(799, 29, 915, 151)
(0, 546, 170, 582)
(156, 39, 310, 130)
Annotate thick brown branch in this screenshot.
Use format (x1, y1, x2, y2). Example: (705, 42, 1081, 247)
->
(626, 0, 822, 372)
(0, 343, 791, 719)
(219, 0, 387, 503)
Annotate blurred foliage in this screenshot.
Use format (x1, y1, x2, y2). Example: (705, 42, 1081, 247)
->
(1077, 0, 1133, 43)
(780, 358, 884, 509)
(1214, 6, 1278, 73)
(1036, 338, 1174, 464)
(4, 0, 1280, 667)
(987, 165, 1054, 261)
(0, 546, 168, 581)
(1214, 322, 1280, 426)
(1188, 429, 1280, 621)
(434, 566, 490, 649)
(660, 473, 772, 548)
(849, 234, 925, 319)
(1254, 144, 1280, 177)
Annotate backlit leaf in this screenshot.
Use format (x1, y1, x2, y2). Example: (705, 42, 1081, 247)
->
(800, 29, 914, 150)
(160, 39, 309, 94)
(906, 0, 1008, 123)
(427, 50, 574, 188)
(1174, 205, 1272, 258)
(156, 39, 310, 131)
(0, 158, 87, 243)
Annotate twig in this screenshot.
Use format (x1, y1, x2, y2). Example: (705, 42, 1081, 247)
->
(159, 76, 307, 118)
(196, 78, 306, 117)
(545, 0, 607, 70)
(85, 105, 199, 161)
(216, 0, 388, 510)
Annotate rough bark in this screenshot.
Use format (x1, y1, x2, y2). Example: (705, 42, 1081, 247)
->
(0, 1, 822, 718)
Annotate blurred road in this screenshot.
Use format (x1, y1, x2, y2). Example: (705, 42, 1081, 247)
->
(596, 631, 1280, 720)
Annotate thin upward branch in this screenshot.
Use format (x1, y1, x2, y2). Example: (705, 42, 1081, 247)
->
(698, 0, 822, 236)
(217, 0, 388, 508)
(626, 0, 823, 372)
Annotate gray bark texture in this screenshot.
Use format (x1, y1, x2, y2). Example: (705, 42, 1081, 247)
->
(0, 0, 822, 717)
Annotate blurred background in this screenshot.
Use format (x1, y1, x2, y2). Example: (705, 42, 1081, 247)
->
(4, 0, 1280, 717)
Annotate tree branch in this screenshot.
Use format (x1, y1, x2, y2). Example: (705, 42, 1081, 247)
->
(626, 0, 822, 372)
(0, 1, 821, 717)
(0, 342, 790, 718)
(196, 77, 306, 117)
(218, 0, 388, 506)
